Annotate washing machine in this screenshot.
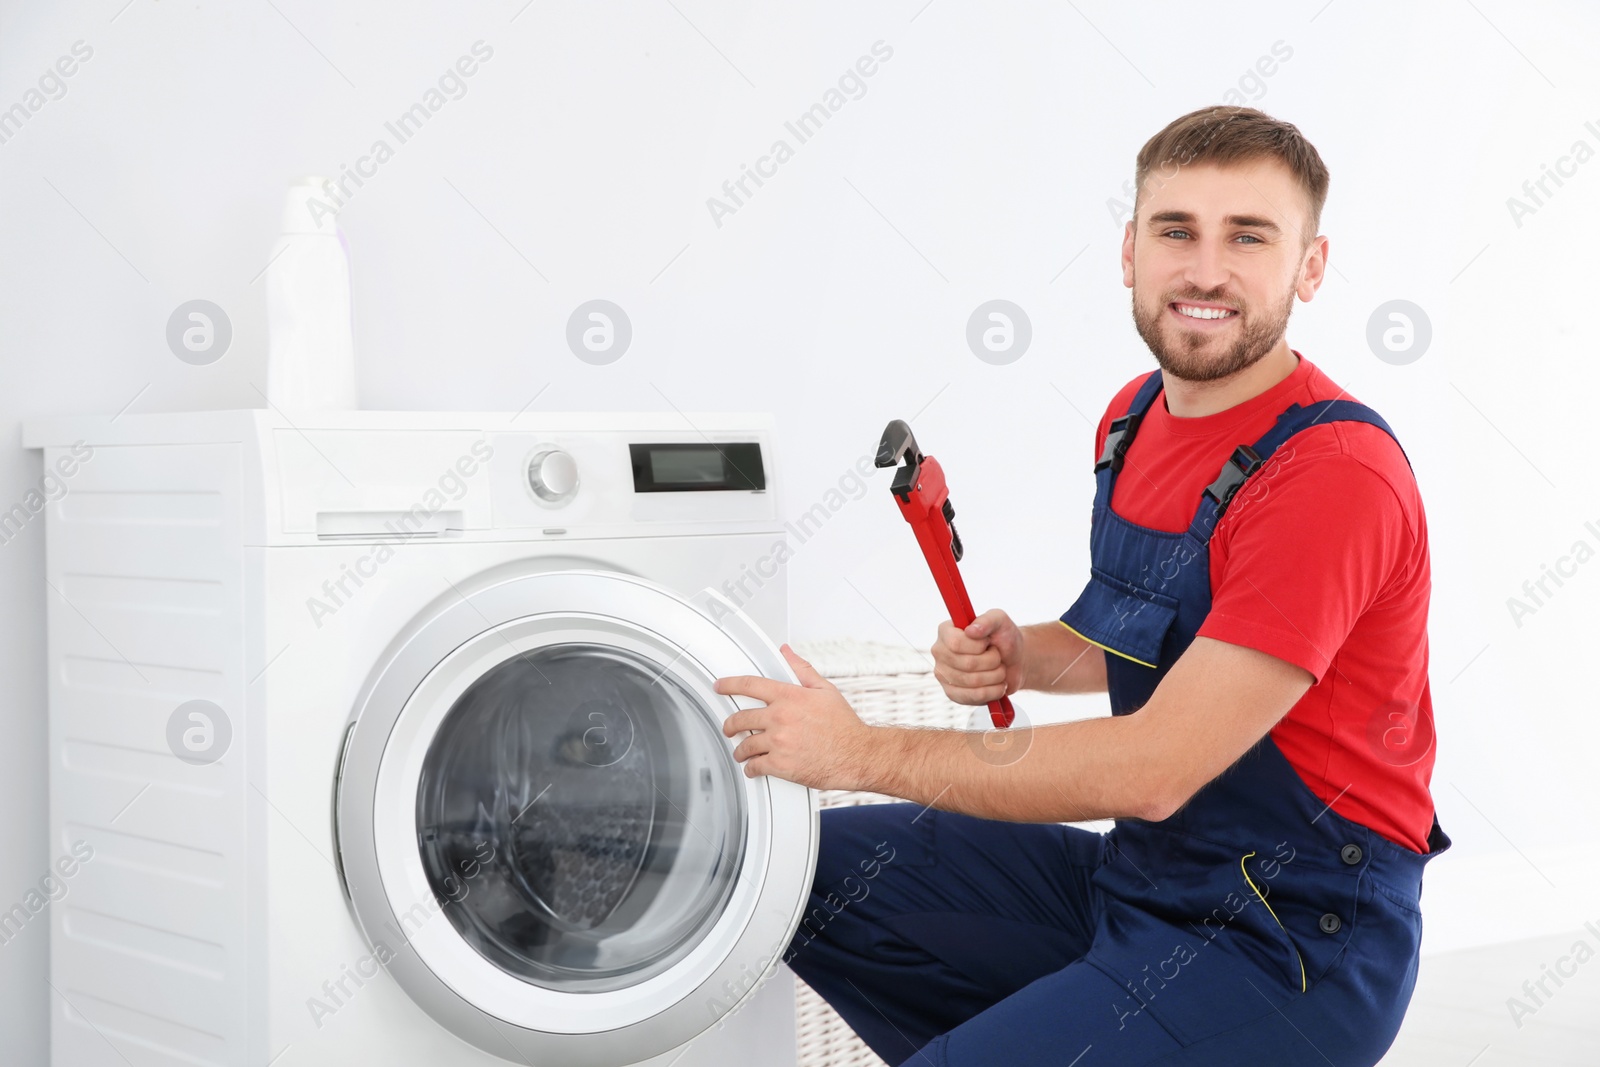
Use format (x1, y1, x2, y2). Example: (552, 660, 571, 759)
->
(25, 409, 817, 1067)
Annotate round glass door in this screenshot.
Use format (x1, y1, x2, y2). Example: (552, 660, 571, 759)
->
(335, 569, 817, 1066)
(415, 642, 747, 993)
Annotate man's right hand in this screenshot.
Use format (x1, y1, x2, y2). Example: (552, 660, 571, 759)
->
(931, 608, 1026, 706)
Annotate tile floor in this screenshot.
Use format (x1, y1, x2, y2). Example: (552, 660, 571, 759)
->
(1378, 929, 1600, 1065)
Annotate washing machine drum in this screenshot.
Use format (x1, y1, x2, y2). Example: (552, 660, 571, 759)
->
(416, 642, 744, 991)
(335, 571, 817, 1067)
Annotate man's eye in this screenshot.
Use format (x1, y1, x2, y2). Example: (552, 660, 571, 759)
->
(1161, 229, 1191, 240)
(1236, 234, 1263, 244)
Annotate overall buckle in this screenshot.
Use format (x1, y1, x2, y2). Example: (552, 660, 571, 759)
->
(1095, 414, 1141, 473)
(1203, 444, 1263, 511)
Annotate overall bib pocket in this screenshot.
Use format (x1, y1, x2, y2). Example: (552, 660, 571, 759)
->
(1060, 565, 1180, 669)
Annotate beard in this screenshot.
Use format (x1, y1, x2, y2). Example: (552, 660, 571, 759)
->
(1131, 282, 1295, 383)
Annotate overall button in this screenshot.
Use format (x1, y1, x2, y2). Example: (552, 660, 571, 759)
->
(1340, 843, 1363, 866)
(1319, 913, 1343, 935)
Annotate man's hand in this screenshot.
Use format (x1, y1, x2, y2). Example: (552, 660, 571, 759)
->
(931, 608, 1026, 705)
(715, 645, 875, 790)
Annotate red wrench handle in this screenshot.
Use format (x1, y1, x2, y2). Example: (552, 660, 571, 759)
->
(889, 455, 1015, 729)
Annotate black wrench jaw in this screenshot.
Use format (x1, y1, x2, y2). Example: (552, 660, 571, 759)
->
(876, 419, 923, 502)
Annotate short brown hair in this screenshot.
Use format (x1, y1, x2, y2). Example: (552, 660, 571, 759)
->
(1134, 106, 1330, 244)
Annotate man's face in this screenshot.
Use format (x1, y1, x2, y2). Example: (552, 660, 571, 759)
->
(1123, 158, 1326, 383)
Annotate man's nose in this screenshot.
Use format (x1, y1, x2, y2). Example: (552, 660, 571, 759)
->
(1182, 237, 1233, 295)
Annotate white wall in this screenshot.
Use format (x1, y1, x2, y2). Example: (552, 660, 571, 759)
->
(3, 1, 1597, 1062)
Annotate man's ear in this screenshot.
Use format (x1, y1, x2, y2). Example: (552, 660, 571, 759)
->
(1122, 221, 1136, 289)
(1296, 234, 1328, 302)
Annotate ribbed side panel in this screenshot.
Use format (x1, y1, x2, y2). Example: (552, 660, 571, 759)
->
(45, 444, 248, 1067)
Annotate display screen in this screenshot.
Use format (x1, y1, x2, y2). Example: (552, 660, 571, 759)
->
(629, 442, 765, 492)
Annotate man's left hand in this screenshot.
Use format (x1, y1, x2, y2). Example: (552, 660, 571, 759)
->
(716, 645, 874, 790)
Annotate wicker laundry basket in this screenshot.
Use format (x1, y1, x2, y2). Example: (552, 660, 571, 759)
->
(786, 638, 976, 1067)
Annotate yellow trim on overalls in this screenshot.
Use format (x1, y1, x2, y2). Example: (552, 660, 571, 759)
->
(1058, 620, 1160, 669)
(1241, 851, 1307, 993)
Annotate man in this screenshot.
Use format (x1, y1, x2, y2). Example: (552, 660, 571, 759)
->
(715, 105, 1451, 1066)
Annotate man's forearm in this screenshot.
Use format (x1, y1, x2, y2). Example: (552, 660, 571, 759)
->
(1020, 621, 1108, 694)
(856, 713, 1165, 824)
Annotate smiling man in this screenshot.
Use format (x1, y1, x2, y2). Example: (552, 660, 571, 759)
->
(715, 107, 1452, 1066)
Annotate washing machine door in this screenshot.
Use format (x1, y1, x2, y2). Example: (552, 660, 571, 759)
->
(335, 570, 818, 1067)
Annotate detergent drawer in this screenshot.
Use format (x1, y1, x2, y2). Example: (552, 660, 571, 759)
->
(272, 429, 494, 536)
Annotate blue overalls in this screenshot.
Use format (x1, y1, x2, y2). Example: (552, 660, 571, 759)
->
(784, 371, 1452, 1066)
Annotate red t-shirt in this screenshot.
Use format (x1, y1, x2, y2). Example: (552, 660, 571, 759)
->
(1091, 352, 1437, 853)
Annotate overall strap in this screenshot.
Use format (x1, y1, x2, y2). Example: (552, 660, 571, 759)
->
(1187, 399, 1411, 544)
(1092, 370, 1165, 506)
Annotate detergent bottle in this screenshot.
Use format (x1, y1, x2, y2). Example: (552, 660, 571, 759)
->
(264, 177, 358, 409)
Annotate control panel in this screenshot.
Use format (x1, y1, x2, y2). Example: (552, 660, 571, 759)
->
(488, 430, 774, 533)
